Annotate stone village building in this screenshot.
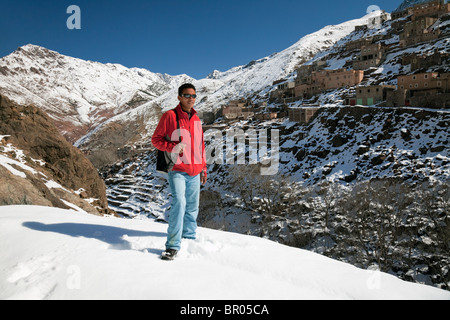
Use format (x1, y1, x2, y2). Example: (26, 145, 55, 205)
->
(401, 50, 450, 72)
(400, 16, 441, 47)
(392, 0, 450, 20)
(398, 72, 448, 92)
(288, 107, 320, 124)
(294, 69, 364, 99)
(266, 1, 450, 113)
(295, 61, 327, 85)
(271, 80, 296, 100)
(222, 99, 252, 120)
(345, 38, 374, 52)
(409, 0, 450, 20)
(392, 0, 450, 48)
(356, 85, 396, 106)
(221, 100, 273, 121)
(386, 72, 450, 108)
(353, 43, 387, 70)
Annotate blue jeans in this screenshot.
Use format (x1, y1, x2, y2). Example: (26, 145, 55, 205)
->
(166, 171, 200, 251)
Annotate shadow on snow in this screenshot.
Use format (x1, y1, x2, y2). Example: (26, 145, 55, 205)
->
(23, 221, 166, 255)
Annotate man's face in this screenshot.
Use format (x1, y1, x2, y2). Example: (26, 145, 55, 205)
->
(178, 88, 196, 111)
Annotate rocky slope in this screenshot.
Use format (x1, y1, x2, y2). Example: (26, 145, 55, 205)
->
(103, 105, 449, 217)
(0, 95, 110, 215)
(278, 106, 449, 184)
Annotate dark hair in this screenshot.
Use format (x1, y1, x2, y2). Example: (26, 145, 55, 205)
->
(178, 83, 196, 96)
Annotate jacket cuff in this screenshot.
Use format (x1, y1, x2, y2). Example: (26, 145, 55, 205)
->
(166, 142, 177, 153)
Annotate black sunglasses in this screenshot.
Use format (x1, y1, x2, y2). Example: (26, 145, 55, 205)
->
(181, 94, 197, 99)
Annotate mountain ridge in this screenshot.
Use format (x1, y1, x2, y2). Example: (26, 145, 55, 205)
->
(0, 44, 193, 143)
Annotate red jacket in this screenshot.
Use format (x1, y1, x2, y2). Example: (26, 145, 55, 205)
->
(151, 104, 207, 177)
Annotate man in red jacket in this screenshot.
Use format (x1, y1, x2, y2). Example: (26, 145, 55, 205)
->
(152, 83, 207, 260)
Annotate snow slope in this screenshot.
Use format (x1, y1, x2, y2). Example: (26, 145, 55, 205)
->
(1, 205, 448, 300)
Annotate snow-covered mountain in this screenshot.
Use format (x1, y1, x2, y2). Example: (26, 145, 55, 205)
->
(1, 205, 449, 300)
(0, 44, 193, 143)
(203, 11, 386, 100)
(0, 10, 388, 159)
(71, 10, 388, 165)
(129, 10, 388, 115)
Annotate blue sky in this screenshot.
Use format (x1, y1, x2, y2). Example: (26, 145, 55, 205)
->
(1, 0, 399, 79)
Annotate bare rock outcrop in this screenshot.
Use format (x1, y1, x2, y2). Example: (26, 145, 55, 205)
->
(0, 94, 109, 214)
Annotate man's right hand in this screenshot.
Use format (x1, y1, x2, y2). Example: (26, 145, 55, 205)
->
(171, 142, 187, 154)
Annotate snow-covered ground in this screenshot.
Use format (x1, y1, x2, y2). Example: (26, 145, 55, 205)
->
(1, 205, 448, 300)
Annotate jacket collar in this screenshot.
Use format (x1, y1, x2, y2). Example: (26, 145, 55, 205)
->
(176, 104, 197, 119)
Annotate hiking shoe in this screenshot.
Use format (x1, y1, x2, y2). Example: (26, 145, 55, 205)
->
(161, 249, 178, 261)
